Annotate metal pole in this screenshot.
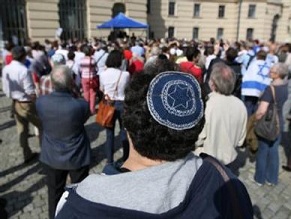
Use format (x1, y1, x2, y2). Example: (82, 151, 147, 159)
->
(236, 0, 243, 41)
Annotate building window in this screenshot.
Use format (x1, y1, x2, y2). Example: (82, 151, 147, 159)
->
(112, 2, 126, 18)
(248, 4, 256, 18)
(193, 4, 200, 17)
(217, 28, 224, 39)
(168, 26, 175, 38)
(193, 27, 199, 40)
(168, 1, 176, 16)
(246, 28, 254, 40)
(218, 5, 225, 18)
(58, 0, 87, 41)
(0, 0, 28, 45)
(147, 0, 151, 14)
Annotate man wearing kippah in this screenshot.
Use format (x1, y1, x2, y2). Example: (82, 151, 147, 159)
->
(2, 46, 42, 163)
(55, 70, 253, 218)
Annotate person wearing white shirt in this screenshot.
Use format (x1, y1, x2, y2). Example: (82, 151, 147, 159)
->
(205, 46, 217, 70)
(241, 50, 271, 116)
(99, 50, 130, 164)
(74, 43, 85, 67)
(93, 47, 108, 75)
(266, 44, 279, 66)
(130, 42, 145, 58)
(2, 46, 42, 163)
(55, 43, 69, 61)
(235, 42, 251, 76)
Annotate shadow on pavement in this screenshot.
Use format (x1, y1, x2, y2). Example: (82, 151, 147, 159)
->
(0, 162, 41, 192)
(0, 198, 8, 219)
(253, 204, 263, 219)
(85, 121, 103, 143)
(0, 93, 6, 98)
(0, 106, 11, 114)
(0, 120, 15, 131)
(0, 158, 38, 178)
(3, 177, 45, 218)
(90, 136, 121, 170)
(281, 131, 291, 163)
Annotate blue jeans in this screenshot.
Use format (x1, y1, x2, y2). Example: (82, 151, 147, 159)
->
(254, 135, 281, 185)
(105, 101, 129, 163)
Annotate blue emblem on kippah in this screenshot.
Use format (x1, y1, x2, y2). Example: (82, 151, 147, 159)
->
(147, 71, 204, 130)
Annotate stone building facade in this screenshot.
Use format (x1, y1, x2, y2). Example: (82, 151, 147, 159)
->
(0, 0, 291, 44)
(148, 0, 291, 42)
(0, 0, 147, 44)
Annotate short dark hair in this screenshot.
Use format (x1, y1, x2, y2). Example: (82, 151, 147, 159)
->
(186, 47, 200, 61)
(5, 42, 14, 51)
(12, 46, 26, 62)
(123, 72, 205, 161)
(67, 50, 75, 60)
(144, 55, 179, 75)
(205, 46, 214, 56)
(256, 50, 267, 60)
(82, 45, 93, 56)
(225, 47, 238, 62)
(106, 50, 123, 68)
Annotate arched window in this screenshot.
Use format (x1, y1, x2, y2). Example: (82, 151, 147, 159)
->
(112, 3, 126, 18)
(58, 0, 87, 41)
(270, 14, 280, 42)
(0, 0, 27, 45)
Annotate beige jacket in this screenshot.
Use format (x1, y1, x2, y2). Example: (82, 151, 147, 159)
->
(195, 92, 247, 165)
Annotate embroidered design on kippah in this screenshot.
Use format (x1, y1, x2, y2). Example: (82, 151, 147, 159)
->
(163, 80, 196, 117)
(147, 71, 203, 130)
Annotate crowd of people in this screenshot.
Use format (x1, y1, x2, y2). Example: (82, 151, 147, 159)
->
(1, 35, 291, 218)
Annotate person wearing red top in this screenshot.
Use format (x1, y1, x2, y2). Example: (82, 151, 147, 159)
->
(179, 47, 202, 83)
(79, 45, 97, 114)
(4, 42, 14, 65)
(128, 53, 144, 75)
(123, 48, 132, 61)
(5, 54, 13, 65)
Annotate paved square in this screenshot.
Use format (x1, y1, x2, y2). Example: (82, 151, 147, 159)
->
(0, 88, 290, 219)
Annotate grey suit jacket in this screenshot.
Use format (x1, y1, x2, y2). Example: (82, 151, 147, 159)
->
(36, 91, 91, 170)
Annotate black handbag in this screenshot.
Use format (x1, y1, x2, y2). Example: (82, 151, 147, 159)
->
(254, 85, 280, 141)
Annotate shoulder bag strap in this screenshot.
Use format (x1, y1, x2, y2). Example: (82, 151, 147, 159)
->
(96, 51, 106, 65)
(89, 57, 92, 81)
(112, 70, 123, 100)
(270, 85, 277, 106)
(204, 156, 244, 219)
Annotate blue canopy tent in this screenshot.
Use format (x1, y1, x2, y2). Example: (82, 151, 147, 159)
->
(97, 12, 148, 29)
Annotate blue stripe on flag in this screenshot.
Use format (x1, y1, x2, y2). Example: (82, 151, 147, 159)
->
(241, 81, 268, 91)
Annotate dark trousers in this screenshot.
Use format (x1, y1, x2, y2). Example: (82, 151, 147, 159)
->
(43, 163, 89, 219)
(243, 96, 259, 117)
(105, 101, 129, 163)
